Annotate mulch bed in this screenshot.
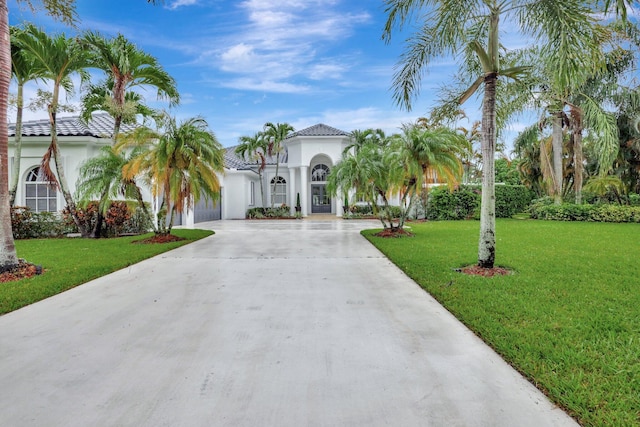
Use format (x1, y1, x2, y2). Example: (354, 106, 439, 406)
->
(456, 265, 512, 277)
(132, 234, 185, 244)
(0, 259, 43, 283)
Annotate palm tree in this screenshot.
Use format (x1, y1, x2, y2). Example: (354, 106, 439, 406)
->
(328, 140, 398, 229)
(343, 128, 386, 155)
(383, 0, 603, 268)
(0, 0, 161, 270)
(235, 132, 268, 208)
(76, 145, 156, 236)
(263, 122, 294, 207)
(17, 23, 92, 236)
(8, 25, 45, 206)
(82, 32, 179, 139)
(118, 114, 224, 235)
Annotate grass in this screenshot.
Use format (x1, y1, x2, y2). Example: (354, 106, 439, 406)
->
(364, 220, 640, 427)
(0, 229, 213, 315)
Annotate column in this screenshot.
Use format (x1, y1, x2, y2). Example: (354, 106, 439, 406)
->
(289, 167, 297, 216)
(300, 166, 309, 217)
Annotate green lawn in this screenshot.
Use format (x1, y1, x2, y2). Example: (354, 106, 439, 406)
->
(364, 220, 640, 427)
(0, 229, 213, 315)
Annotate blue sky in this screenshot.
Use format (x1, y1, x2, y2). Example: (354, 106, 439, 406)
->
(8, 0, 477, 147)
(26, 0, 638, 152)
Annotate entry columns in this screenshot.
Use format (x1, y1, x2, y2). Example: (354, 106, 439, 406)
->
(300, 166, 309, 216)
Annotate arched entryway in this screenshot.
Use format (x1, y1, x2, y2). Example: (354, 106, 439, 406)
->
(310, 164, 331, 213)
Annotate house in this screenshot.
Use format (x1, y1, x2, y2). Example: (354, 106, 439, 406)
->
(222, 123, 353, 219)
(8, 115, 357, 223)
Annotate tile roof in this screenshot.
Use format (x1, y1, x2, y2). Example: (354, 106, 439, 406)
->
(286, 123, 349, 139)
(225, 145, 288, 170)
(9, 113, 139, 138)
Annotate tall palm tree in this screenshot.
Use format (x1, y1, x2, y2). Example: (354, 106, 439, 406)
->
(0, 0, 161, 270)
(82, 32, 179, 139)
(235, 132, 268, 208)
(17, 23, 91, 236)
(383, 0, 603, 268)
(263, 122, 294, 207)
(8, 25, 45, 206)
(118, 114, 224, 235)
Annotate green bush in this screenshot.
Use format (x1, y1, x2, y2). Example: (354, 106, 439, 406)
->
(11, 206, 73, 239)
(64, 201, 152, 237)
(246, 205, 291, 219)
(530, 202, 640, 222)
(426, 186, 479, 220)
(426, 185, 533, 220)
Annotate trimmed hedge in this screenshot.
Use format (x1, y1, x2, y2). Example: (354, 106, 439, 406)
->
(530, 201, 640, 222)
(426, 185, 534, 220)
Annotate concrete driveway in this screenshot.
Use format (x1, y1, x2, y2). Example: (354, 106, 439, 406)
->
(0, 219, 577, 427)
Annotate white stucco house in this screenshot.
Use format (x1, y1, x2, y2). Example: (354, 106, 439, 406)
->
(8, 114, 358, 224)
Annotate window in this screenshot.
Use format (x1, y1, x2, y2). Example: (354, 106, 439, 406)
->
(249, 181, 255, 206)
(270, 176, 287, 205)
(311, 164, 330, 182)
(25, 167, 57, 212)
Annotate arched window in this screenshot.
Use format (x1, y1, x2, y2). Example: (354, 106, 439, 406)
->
(311, 164, 330, 182)
(25, 167, 57, 212)
(270, 176, 287, 205)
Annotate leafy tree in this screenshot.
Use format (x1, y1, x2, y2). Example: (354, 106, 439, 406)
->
(118, 114, 224, 235)
(262, 122, 294, 207)
(81, 31, 179, 138)
(235, 132, 268, 208)
(383, 0, 604, 268)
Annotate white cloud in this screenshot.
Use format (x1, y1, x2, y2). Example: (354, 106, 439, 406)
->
(219, 78, 310, 94)
(198, 1, 372, 93)
(167, 0, 198, 10)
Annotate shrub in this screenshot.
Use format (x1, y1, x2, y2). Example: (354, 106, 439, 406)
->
(11, 206, 72, 239)
(426, 186, 479, 220)
(246, 205, 291, 218)
(426, 185, 533, 220)
(529, 202, 640, 223)
(63, 201, 152, 237)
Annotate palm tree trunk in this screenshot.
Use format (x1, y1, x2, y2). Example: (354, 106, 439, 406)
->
(9, 83, 23, 206)
(47, 100, 89, 237)
(478, 72, 497, 269)
(258, 170, 265, 208)
(0, 0, 19, 271)
(572, 109, 584, 204)
(552, 112, 564, 205)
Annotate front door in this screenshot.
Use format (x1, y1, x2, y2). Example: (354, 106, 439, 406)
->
(311, 184, 331, 213)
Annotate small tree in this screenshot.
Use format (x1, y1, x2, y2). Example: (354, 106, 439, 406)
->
(118, 114, 224, 235)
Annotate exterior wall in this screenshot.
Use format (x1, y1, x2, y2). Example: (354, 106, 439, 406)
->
(222, 170, 255, 219)
(8, 136, 112, 210)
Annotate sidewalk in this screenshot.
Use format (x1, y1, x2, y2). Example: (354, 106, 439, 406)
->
(0, 220, 577, 426)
